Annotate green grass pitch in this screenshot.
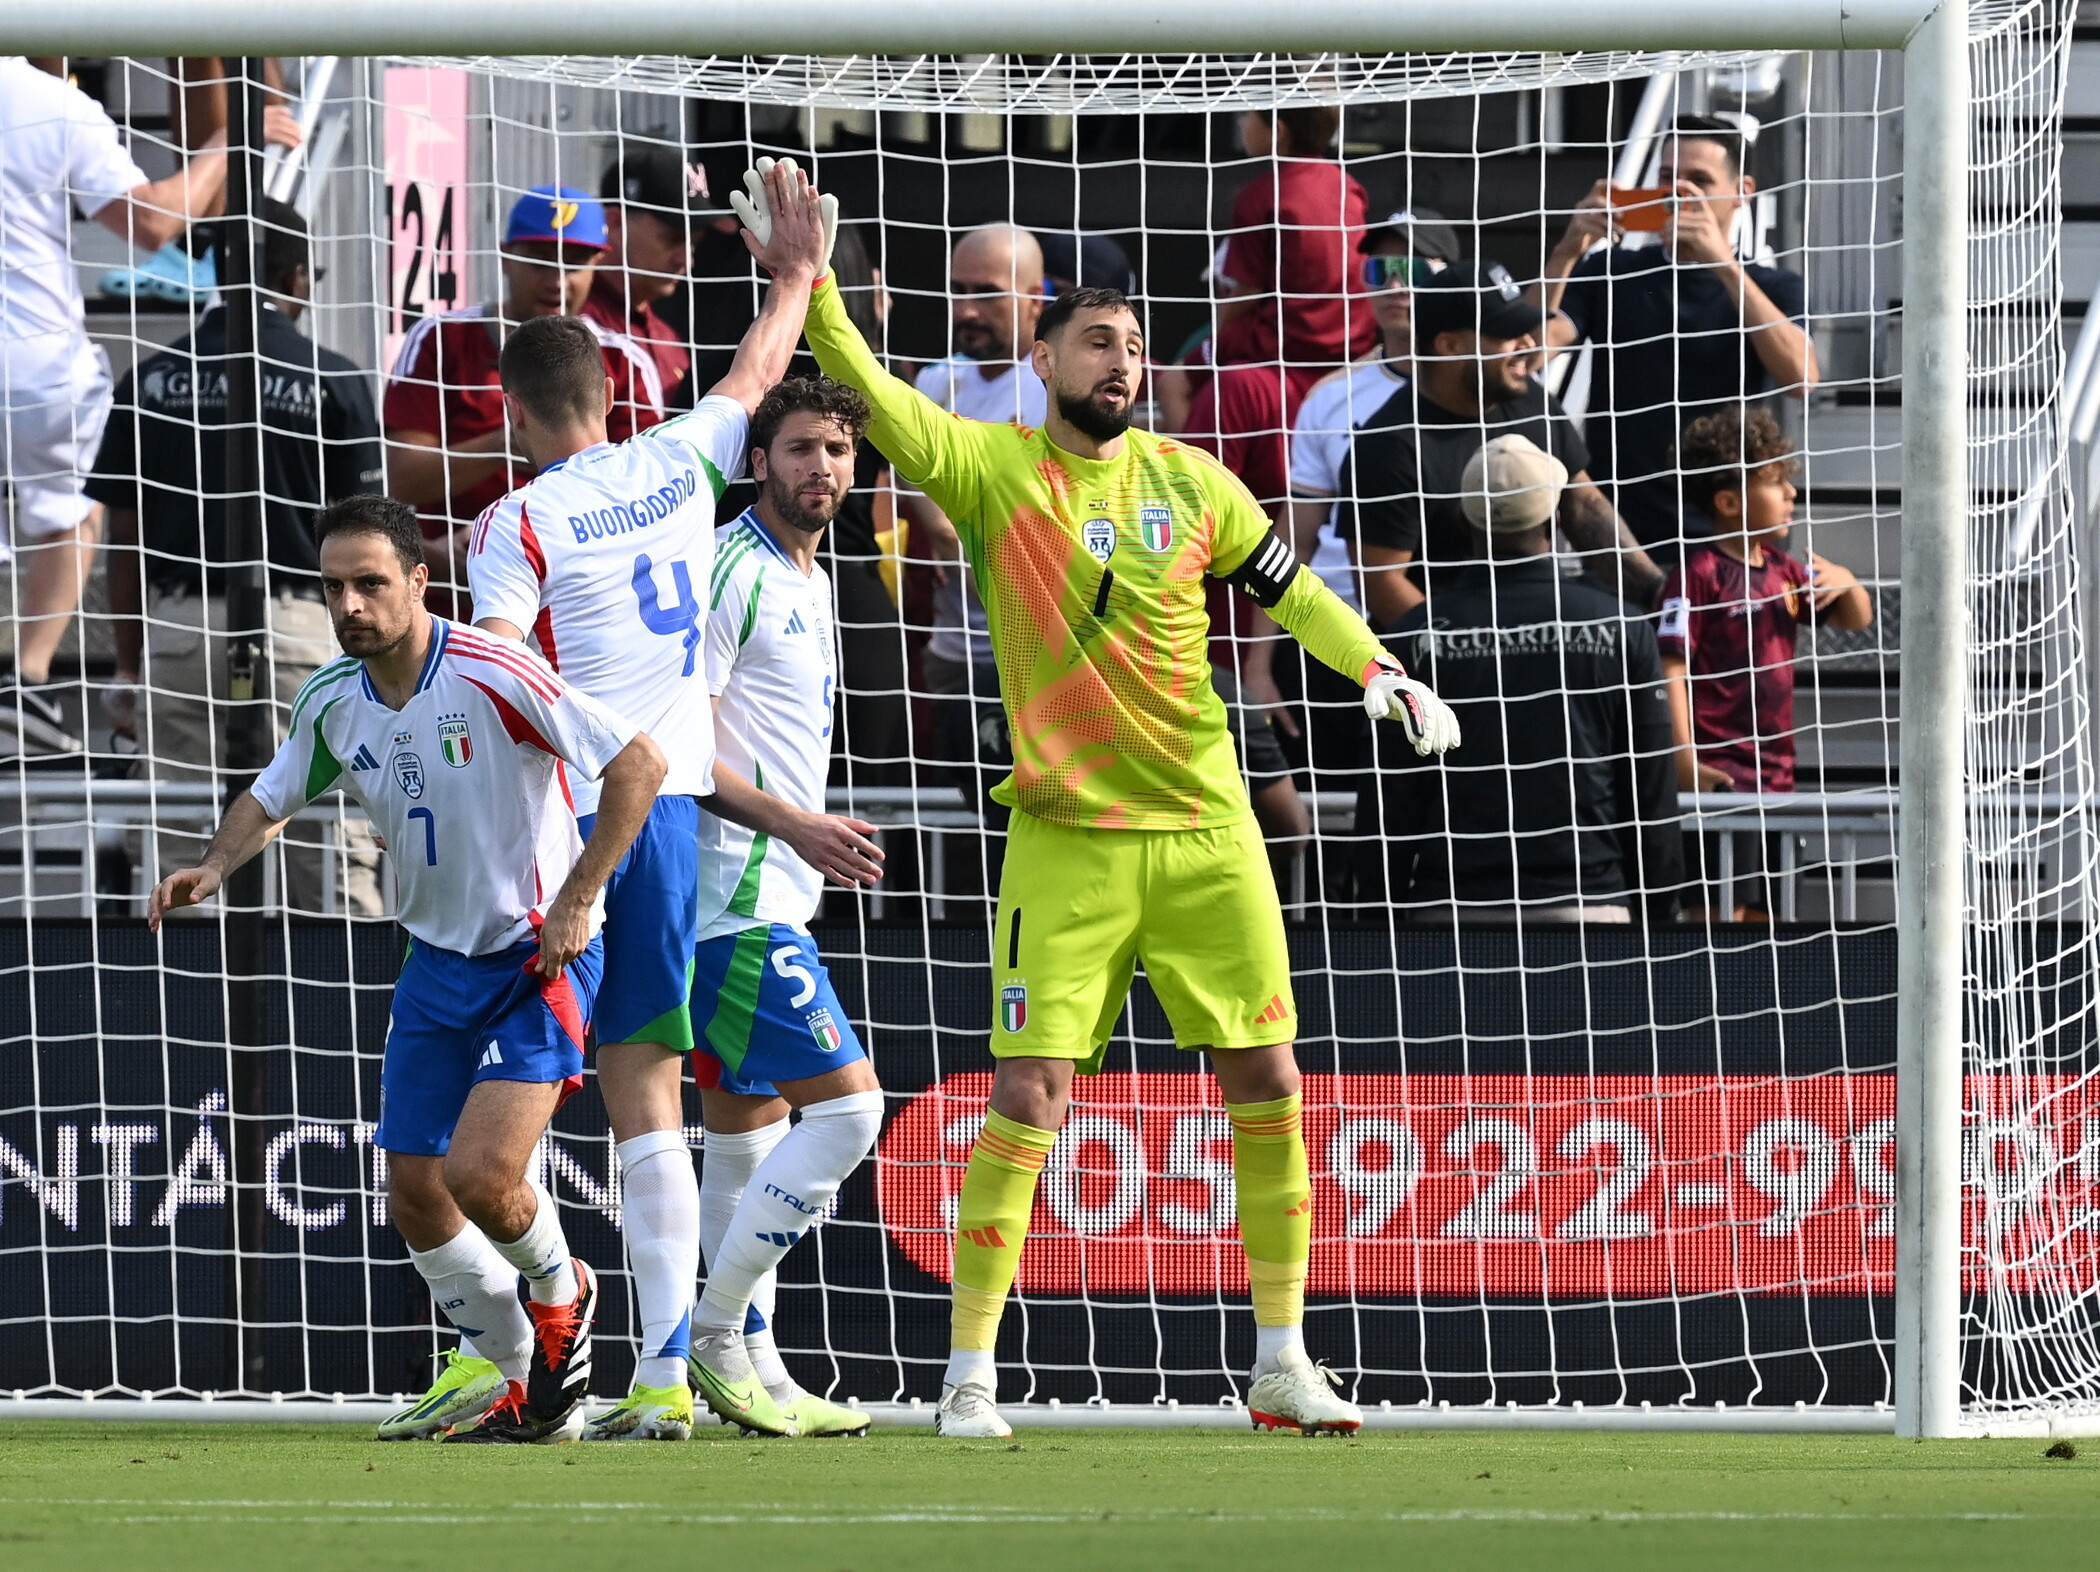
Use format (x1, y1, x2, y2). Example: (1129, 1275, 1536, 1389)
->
(0, 1422, 2090, 1570)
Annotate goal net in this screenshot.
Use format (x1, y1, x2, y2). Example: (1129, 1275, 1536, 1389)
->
(2, 2, 2096, 1430)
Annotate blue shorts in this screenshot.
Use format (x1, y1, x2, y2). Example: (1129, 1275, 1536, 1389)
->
(378, 935, 602, 1156)
(690, 923, 866, 1097)
(581, 794, 700, 1050)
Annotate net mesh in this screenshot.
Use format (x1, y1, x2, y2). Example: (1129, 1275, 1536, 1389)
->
(1, 5, 2094, 1425)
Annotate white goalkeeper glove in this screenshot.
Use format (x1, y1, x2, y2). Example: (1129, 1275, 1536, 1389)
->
(1362, 659, 1461, 757)
(729, 155, 839, 279)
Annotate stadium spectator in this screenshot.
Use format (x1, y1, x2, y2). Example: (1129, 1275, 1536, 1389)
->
(1659, 407, 1871, 797)
(384, 186, 654, 609)
(1262, 209, 1459, 795)
(88, 197, 383, 916)
(583, 145, 703, 434)
(1339, 259, 1663, 614)
(1183, 106, 1375, 516)
(0, 55, 297, 755)
(1369, 434, 1683, 923)
(903, 224, 1046, 824)
(1534, 113, 1817, 556)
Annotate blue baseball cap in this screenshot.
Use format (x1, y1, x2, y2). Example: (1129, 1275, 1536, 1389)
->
(503, 185, 608, 249)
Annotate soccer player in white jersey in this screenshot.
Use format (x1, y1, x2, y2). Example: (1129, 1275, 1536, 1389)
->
(679, 374, 886, 1438)
(149, 497, 666, 1444)
(463, 163, 875, 1440)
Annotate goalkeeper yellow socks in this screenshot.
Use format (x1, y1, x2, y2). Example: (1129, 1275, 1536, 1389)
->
(1228, 1093, 1312, 1351)
(949, 1109, 1056, 1369)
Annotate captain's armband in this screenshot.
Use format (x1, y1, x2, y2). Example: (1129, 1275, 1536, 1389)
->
(1222, 530, 1302, 609)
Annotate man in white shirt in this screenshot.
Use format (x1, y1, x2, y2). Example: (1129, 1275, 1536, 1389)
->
(467, 162, 883, 1442)
(148, 495, 667, 1445)
(905, 225, 1048, 822)
(0, 57, 296, 752)
(684, 375, 886, 1440)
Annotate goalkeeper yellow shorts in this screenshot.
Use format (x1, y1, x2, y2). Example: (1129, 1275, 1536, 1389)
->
(990, 811, 1298, 1070)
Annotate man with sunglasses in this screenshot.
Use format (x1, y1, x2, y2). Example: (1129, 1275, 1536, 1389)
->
(91, 195, 385, 916)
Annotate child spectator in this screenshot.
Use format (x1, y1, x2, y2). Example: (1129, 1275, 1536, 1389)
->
(1658, 407, 1872, 797)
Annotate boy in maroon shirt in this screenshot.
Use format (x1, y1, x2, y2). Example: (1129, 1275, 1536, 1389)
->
(1658, 407, 1872, 796)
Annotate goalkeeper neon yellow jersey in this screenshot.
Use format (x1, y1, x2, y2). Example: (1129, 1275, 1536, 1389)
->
(804, 276, 1386, 832)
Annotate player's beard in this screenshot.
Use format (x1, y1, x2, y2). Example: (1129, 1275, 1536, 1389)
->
(334, 609, 414, 660)
(1056, 383, 1132, 443)
(761, 469, 842, 538)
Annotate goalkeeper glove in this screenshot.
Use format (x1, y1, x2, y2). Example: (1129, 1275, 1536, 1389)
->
(729, 156, 839, 279)
(1362, 658, 1461, 757)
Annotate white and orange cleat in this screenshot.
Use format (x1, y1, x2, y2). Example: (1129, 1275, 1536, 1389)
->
(1247, 1350, 1363, 1435)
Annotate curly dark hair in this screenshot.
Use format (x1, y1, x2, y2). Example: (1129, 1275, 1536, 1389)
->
(749, 375, 873, 458)
(1676, 405, 1799, 516)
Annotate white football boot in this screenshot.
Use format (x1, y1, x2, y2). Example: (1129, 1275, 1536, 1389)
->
(934, 1378, 1013, 1439)
(1246, 1349, 1364, 1435)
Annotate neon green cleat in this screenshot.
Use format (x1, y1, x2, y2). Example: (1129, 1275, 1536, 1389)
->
(376, 1348, 505, 1440)
(582, 1381, 694, 1441)
(779, 1392, 873, 1437)
(687, 1328, 796, 1436)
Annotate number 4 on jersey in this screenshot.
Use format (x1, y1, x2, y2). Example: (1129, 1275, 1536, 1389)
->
(631, 552, 702, 675)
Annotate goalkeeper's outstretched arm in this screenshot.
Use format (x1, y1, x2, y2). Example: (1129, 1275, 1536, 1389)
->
(796, 254, 989, 517)
(1221, 529, 1461, 757)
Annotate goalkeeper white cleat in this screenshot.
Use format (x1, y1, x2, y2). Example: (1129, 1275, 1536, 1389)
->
(376, 1348, 505, 1440)
(934, 1379, 1012, 1439)
(1247, 1351, 1364, 1435)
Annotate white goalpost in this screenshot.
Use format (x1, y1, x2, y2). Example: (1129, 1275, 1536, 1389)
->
(0, 0, 2093, 1439)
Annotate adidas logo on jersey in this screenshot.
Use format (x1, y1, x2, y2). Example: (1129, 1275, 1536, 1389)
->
(784, 610, 808, 635)
(349, 744, 380, 771)
(477, 1041, 503, 1069)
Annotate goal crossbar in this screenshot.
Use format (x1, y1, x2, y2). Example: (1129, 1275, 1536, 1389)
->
(0, 0, 1945, 58)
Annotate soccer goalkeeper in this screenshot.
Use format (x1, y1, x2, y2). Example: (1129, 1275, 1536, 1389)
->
(737, 163, 1460, 1437)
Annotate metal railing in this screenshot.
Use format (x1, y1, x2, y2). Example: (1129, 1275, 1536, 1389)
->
(2, 778, 2089, 926)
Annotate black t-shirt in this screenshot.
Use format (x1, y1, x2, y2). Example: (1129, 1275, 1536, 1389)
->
(87, 304, 382, 596)
(1337, 382, 1590, 596)
(1373, 557, 1683, 913)
(1558, 246, 1807, 549)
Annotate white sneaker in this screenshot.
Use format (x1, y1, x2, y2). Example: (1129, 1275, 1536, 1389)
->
(1246, 1351, 1363, 1435)
(934, 1379, 1012, 1438)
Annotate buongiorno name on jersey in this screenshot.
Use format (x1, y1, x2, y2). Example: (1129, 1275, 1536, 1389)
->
(467, 395, 753, 816)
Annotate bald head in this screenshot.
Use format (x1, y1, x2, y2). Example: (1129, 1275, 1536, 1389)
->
(950, 224, 1047, 364)
(953, 224, 1044, 290)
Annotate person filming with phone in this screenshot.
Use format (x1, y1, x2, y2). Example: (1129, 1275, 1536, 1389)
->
(1531, 113, 1816, 565)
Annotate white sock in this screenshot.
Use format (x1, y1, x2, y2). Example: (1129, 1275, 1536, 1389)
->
(695, 1091, 882, 1332)
(1254, 1324, 1306, 1376)
(617, 1128, 699, 1391)
(409, 1225, 532, 1382)
(699, 1117, 792, 1336)
(944, 1347, 995, 1392)
(456, 1337, 481, 1361)
(746, 1326, 803, 1401)
(485, 1178, 578, 1306)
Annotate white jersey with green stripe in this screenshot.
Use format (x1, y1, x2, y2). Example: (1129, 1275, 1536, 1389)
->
(696, 509, 838, 943)
(251, 621, 637, 956)
(466, 394, 748, 815)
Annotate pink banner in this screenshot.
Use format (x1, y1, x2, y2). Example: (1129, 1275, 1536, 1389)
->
(382, 66, 471, 373)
